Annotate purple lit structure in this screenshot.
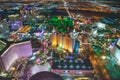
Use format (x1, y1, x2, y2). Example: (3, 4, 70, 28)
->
(1, 41, 32, 71)
(25, 6, 32, 10)
(11, 21, 22, 30)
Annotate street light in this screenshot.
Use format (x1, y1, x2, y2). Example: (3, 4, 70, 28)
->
(101, 55, 107, 60)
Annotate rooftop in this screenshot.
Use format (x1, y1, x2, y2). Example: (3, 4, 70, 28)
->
(52, 59, 93, 70)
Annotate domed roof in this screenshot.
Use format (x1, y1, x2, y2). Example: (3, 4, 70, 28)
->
(29, 71, 64, 80)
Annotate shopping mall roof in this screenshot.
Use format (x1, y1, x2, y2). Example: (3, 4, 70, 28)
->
(52, 59, 93, 70)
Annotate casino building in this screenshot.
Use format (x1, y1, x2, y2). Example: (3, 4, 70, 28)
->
(0, 39, 32, 72)
(51, 33, 80, 53)
(51, 59, 94, 75)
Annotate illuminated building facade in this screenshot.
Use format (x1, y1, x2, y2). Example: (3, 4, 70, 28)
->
(0, 40, 32, 72)
(57, 33, 63, 48)
(8, 14, 20, 23)
(51, 33, 57, 47)
(110, 38, 120, 65)
(51, 32, 80, 54)
(51, 33, 75, 53)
